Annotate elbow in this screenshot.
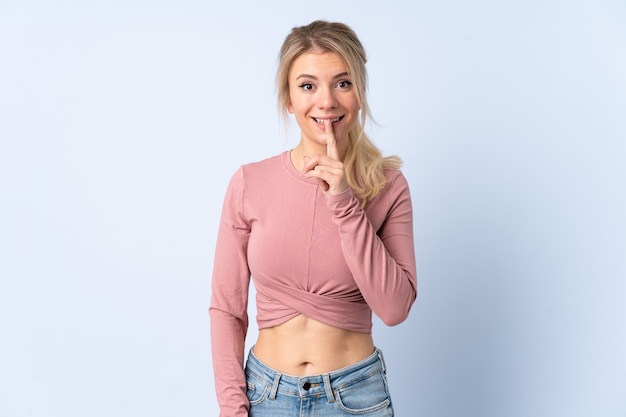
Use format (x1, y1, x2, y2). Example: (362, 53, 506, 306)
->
(381, 312, 408, 327)
(379, 290, 417, 326)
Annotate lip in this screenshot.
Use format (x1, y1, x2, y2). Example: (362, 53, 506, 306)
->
(311, 115, 344, 129)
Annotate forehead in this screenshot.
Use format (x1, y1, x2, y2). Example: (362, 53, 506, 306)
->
(289, 51, 348, 78)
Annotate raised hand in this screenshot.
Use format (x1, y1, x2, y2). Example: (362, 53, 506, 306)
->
(302, 120, 349, 195)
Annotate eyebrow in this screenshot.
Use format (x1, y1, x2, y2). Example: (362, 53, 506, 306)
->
(295, 71, 350, 81)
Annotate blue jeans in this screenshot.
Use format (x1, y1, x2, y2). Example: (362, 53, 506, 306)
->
(244, 347, 394, 416)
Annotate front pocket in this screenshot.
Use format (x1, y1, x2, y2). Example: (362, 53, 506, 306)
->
(246, 381, 269, 406)
(334, 372, 392, 415)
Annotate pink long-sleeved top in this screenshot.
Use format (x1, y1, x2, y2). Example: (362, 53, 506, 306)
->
(209, 151, 417, 417)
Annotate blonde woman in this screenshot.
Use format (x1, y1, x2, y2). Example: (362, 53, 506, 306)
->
(210, 20, 417, 417)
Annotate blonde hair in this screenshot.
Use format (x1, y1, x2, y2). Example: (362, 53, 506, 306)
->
(277, 20, 402, 207)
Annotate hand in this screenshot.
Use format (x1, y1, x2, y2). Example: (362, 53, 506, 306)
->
(302, 120, 349, 195)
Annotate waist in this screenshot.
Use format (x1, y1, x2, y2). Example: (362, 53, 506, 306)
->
(254, 314, 374, 376)
(245, 347, 387, 398)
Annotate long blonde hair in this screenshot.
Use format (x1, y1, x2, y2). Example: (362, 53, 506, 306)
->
(277, 20, 402, 207)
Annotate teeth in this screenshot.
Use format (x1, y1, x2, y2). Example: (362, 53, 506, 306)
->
(314, 117, 341, 123)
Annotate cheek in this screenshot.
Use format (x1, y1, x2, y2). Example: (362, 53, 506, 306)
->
(287, 95, 295, 114)
(287, 87, 305, 115)
(352, 98, 361, 112)
(342, 96, 361, 114)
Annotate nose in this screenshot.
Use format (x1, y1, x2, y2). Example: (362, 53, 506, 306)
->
(317, 87, 338, 110)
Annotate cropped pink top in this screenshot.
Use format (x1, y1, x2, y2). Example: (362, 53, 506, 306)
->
(209, 151, 417, 417)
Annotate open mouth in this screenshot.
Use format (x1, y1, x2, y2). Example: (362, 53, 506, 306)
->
(312, 116, 344, 125)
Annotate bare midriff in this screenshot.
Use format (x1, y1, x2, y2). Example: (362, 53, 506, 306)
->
(253, 314, 375, 376)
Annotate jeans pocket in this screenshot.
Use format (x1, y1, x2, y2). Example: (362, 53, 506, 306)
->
(246, 381, 269, 406)
(335, 371, 392, 415)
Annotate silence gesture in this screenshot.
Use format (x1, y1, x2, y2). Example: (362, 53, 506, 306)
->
(302, 119, 349, 195)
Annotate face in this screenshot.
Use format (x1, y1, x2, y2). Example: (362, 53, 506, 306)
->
(287, 51, 360, 151)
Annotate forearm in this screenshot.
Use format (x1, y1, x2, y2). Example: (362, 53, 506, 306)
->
(209, 307, 249, 417)
(326, 179, 417, 325)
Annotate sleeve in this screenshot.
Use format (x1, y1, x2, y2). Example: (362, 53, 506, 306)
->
(325, 171, 417, 326)
(209, 167, 251, 417)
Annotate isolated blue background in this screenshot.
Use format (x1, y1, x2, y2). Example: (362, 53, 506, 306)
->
(1, 1, 625, 416)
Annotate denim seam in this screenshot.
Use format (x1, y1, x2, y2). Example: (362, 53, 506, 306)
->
(331, 368, 384, 391)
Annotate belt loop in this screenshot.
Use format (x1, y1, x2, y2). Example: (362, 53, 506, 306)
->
(322, 373, 335, 403)
(269, 372, 281, 400)
(377, 348, 387, 373)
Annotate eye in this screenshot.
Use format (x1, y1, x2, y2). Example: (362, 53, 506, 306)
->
(298, 83, 314, 91)
(336, 80, 352, 89)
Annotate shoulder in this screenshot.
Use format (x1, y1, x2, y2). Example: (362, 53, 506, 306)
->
(228, 152, 286, 182)
(239, 152, 286, 179)
(242, 152, 285, 172)
(364, 168, 412, 220)
(225, 151, 291, 202)
(379, 168, 412, 209)
(383, 168, 410, 192)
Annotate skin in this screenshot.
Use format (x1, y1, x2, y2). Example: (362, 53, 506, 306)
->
(253, 51, 375, 376)
(288, 51, 360, 194)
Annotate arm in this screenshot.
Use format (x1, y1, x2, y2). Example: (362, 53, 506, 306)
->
(325, 172, 417, 326)
(209, 167, 251, 417)
(301, 121, 417, 325)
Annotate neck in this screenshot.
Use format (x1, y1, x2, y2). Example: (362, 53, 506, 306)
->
(290, 145, 311, 172)
(290, 141, 349, 172)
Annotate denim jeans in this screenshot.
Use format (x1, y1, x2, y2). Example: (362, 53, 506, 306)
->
(244, 347, 394, 416)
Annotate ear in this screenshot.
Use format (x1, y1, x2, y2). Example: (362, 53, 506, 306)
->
(287, 102, 294, 114)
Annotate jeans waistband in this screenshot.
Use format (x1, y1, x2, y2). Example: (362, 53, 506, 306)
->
(245, 347, 387, 402)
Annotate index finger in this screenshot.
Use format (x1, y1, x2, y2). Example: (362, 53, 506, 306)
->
(325, 120, 339, 160)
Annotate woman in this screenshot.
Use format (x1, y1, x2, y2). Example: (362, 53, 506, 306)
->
(210, 20, 417, 417)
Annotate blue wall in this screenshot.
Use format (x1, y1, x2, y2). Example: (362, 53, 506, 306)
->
(1, 1, 624, 416)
